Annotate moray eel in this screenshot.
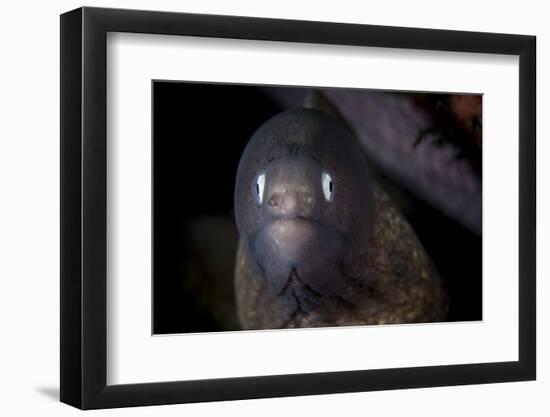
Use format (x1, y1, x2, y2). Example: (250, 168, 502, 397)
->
(234, 108, 448, 329)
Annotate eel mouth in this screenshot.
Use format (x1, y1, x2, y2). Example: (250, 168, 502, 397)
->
(260, 216, 325, 260)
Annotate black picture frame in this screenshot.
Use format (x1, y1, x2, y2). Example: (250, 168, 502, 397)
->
(60, 6, 536, 410)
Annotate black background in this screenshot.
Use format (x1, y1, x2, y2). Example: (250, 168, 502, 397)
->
(153, 82, 281, 333)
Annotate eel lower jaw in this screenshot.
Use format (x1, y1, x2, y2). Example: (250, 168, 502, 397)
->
(277, 267, 324, 313)
(252, 217, 348, 310)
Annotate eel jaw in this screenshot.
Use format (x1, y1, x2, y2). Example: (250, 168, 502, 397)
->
(252, 217, 347, 312)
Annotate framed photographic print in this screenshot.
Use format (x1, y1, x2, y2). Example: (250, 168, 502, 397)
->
(60, 6, 536, 409)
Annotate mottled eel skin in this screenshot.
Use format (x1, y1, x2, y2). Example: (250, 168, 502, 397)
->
(234, 109, 448, 329)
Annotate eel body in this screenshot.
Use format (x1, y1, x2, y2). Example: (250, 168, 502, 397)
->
(234, 108, 448, 329)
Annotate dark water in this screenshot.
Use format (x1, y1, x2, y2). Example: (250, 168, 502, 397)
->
(153, 82, 481, 334)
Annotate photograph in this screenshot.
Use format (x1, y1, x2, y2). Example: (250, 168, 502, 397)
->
(56, 4, 537, 411)
(152, 82, 483, 334)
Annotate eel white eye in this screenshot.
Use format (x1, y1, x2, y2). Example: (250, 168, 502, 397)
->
(255, 173, 266, 205)
(321, 171, 334, 202)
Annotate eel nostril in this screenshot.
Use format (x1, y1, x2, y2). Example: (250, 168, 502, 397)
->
(297, 191, 314, 209)
(268, 188, 315, 216)
(268, 194, 280, 208)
